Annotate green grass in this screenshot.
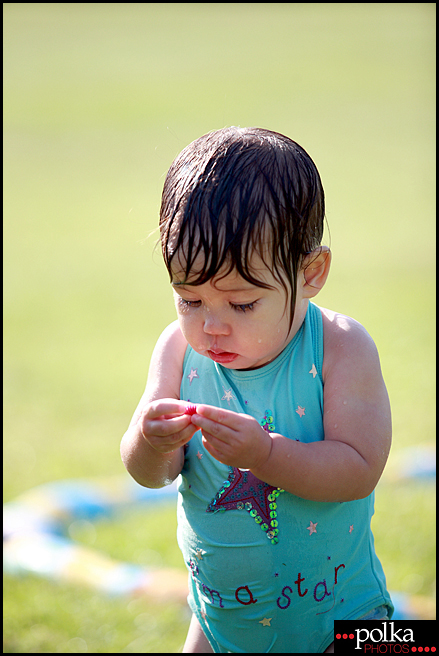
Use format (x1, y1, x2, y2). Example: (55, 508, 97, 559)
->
(4, 574, 190, 653)
(4, 3, 435, 652)
(4, 506, 191, 653)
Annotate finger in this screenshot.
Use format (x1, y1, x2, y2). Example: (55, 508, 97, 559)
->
(180, 422, 200, 443)
(146, 399, 190, 420)
(142, 413, 193, 438)
(195, 404, 239, 428)
(191, 414, 236, 442)
(166, 423, 199, 449)
(201, 433, 229, 464)
(200, 430, 225, 449)
(146, 422, 198, 453)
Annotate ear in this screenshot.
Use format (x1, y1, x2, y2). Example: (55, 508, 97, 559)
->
(301, 246, 331, 299)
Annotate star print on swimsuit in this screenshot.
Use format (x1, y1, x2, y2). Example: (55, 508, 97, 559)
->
(221, 388, 236, 403)
(307, 520, 318, 535)
(259, 617, 272, 627)
(207, 468, 284, 544)
(187, 368, 199, 385)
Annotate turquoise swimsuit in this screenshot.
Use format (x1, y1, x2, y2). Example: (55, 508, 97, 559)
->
(177, 302, 393, 653)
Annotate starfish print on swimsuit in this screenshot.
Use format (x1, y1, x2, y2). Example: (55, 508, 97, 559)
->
(307, 521, 318, 535)
(207, 467, 284, 544)
(187, 368, 199, 385)
(221, 388, 236, 403)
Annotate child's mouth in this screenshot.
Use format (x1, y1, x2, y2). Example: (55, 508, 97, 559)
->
(207, 350, 239, 364)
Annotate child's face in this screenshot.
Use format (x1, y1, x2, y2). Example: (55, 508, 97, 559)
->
(171, 256, 307, 371)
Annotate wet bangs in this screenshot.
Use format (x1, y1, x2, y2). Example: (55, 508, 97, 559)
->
(161, 166, 283, 290)
(159, 126, 325, 323)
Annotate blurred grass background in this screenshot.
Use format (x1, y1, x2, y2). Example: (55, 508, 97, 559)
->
(4, 3, 435, 652)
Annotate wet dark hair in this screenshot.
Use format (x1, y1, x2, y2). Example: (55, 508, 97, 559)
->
(159, 127, 326, 329)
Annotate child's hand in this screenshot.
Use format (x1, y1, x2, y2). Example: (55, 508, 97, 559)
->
(190, 405, 273, 470)
(140, 399, 199, 454)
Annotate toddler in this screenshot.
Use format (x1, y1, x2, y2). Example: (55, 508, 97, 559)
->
(121, 127, 393, 653)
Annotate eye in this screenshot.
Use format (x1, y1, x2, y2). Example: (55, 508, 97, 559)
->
(230, 302, 256, 313)
(179, 298, 201, 308)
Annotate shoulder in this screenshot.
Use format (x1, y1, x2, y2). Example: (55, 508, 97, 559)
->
(146, 320, 188, 400)
(154, 320, 188, 355)
(318, 306, 391, 494)
(319, 307, 380, 382)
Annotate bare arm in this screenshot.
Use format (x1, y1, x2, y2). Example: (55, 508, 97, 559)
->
(192, 311, 392, 502)
(120, 321, 198, 488)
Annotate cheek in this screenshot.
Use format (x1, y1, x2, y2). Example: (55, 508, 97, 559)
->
(247, 320, 288, 350)
(239, 325, 271, 350)
(177, 313, 195, 336)
(176, 313, 205, 349)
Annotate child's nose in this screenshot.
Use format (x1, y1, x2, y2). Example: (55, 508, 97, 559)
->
(203, 310, 230, 335)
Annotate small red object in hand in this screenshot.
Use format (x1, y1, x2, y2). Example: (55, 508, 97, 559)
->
(185, 403, 197, 416)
